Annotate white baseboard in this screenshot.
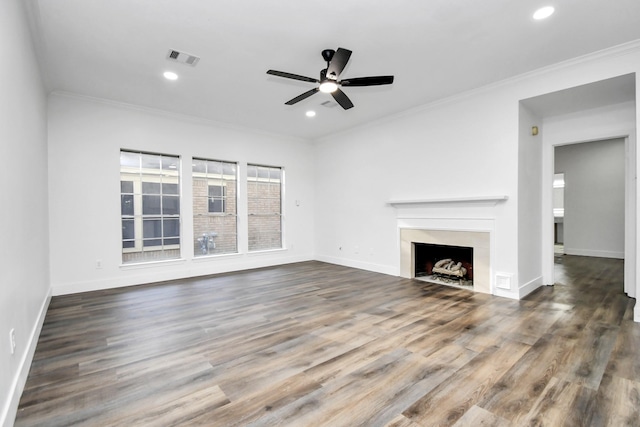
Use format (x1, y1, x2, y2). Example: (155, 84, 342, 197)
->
(493, 288, 519, 300)
(2, 289, 51, 427)
(563, 248, 624, 259)
(53, 254, 314, 296)
(518, 276, 544, 299)
(314, 255, 399, 277)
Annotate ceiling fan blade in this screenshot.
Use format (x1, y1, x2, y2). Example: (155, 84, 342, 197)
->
(326, 48, 352, 80)
(267, 70, 319, 83)
(331, 88, 354, 110)
(285, 88, 320, 105)
(340, 76, 394, 86)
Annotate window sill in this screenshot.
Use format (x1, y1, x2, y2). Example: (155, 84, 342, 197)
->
(120, 258, 186, 270)
(192, 252, 242, 261)
(122, 244, 180, 254)
(248, 247, 287, 255)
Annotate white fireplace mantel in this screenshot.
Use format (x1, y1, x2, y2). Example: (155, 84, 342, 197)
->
(387, 195, 508, 207)
(391, 195, 507, 296)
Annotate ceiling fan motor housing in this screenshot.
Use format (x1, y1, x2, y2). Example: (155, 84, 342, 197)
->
(321, 49, 335, 63)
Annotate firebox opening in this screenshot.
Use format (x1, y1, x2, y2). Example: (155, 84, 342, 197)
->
(414, 242, 473, 290)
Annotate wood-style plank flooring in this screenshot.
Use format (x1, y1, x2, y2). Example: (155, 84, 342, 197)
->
(15, 256, 640, 426)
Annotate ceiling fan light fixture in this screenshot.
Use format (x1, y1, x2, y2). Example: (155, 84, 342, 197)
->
(319, 81, 338, 93)
(533, 6, 555, 20)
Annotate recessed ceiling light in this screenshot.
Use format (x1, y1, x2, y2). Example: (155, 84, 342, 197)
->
(306, 111, 316, 117)
(533, 6, 555, 20)
(163, 71, 178, 81)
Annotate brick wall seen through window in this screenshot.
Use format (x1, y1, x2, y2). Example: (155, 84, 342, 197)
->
(247, 164, 282, 251)
(193, 159, 238, 256)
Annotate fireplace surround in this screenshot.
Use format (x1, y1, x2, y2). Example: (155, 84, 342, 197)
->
(400, 228, 491, 294)
(390, 195, 507, 295)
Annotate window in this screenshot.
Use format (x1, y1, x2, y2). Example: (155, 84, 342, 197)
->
(208, 185, 226, 213)
(247, 164, 282, 251)
(193, 158, 237, 256)
(120, 151, 181, 263)
(121, 181, 135, 248)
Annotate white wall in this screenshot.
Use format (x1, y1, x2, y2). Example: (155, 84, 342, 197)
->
(544, 102, 636, 145)
(0, 1, 50, 425)
(314, 42, 640, 303)
(518, 104, 543, 296)
(47, 94, 316, 295)
(555, 139, 626, 258)
(314, 88, 520, 297)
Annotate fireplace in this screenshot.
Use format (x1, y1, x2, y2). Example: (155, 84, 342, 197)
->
(390, 196, 506, 295)
(400, 228, 491, 294)
(414, 243, 473, 289)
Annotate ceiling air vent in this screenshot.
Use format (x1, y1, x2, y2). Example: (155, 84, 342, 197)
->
(166, 49, 200, 67)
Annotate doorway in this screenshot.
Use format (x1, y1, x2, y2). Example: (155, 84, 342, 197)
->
(521, 73, 637, 308)
(546, 135, 635, 298)
(554, 139, 626, 262)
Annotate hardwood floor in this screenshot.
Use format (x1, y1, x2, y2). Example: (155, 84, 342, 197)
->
(15, 256, 639, 426)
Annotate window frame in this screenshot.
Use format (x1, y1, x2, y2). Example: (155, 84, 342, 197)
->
(247, 163, 283, 252)
(192, 157, 239, 257)
(120, 150, 181, 263)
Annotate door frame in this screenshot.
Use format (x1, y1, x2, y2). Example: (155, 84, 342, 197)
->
(542, 134, 636, 299)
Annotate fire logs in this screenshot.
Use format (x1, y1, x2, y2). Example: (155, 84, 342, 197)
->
(432, 258, 467, 278)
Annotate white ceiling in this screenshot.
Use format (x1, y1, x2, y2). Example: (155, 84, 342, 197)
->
(522, 73, 636, 118)
(25, 0, 640, 140)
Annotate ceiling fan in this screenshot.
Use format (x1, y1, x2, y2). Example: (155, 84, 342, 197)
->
(266, 48, 394, 110)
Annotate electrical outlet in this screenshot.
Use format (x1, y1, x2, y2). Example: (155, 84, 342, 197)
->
(96, 259, 103, 269)
(9, 328, 16, 355)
